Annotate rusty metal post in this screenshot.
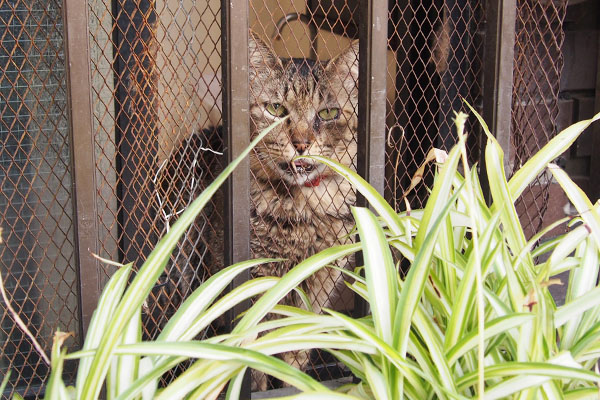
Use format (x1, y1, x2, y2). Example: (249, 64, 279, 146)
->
(358, 0, 387, 198)
(62, 0, 101, 336)
(355, 0, 387, 317)
(222, 0, 251, 396)
(481, 0, 516, 199)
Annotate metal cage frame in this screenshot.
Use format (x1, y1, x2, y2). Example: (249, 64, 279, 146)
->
(0, 0, 570, 396)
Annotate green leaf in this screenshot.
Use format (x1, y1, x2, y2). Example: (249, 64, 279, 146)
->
(118, 342, 326, 397)
(352, 207, 397, 344)
(262, 393, 361, 399)
(456, 353, 599, 396)
(510, 113, 600, 199)
(114, 357, 185, 400)
(233, 243, 361, 334)
(325, 309, 429, 399)
(362, 357, 390, 400)
(444, 212, 501, 351)
(411, 305, 457, 397)
(561, 236, 599, 350)
(179, 275, 279, 341)
(549, 164, 600, 249)
(75, 263, 132, 398)
(394, 157, 463, 356)
(564, 387, 600, 400)
(446, 313, 535, 365)
(415, 145, 461, 248)
(114, 307, 141, 397)
(483, 362, 599, 400)
(0, 371, 10, 395)
(79, 118, 286, 400)
(485, 125, 530, 270)
(541, 223, 590, 279)
(302, 155, 405, 237)
(159, 258, 279, 343)
(571, 321, 600, 359)
(465, 102, 600, 200)
(44, 332, 71, 400)
(556, 285, 600, 328)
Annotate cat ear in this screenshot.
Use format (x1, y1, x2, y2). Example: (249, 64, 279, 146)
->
(324, 40, 359, 92)
(249, 31, 282, 71)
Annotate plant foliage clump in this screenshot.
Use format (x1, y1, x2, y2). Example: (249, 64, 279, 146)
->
(32, 109, 600, 399)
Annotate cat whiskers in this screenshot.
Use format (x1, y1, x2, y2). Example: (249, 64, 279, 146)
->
(255, 152, 275, 164)
(262, 143, 285, 154)
(256, 147, 285, 167)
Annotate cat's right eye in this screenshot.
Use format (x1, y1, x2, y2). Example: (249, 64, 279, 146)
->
(318, 108, 339, 121)
(265, 103, 287, 117)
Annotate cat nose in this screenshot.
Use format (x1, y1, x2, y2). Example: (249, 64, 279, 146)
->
(292, 140, 310, 154)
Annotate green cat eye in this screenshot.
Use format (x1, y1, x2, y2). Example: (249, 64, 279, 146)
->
(265, 103, 287, 117)
(318, 108, 339, 121)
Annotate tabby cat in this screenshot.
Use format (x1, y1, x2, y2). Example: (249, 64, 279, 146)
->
(156, 33, 359, 389)
(246, 33, 358, 288)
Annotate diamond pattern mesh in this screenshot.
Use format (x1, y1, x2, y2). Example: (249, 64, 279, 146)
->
(511, 0, 566, 238)
(0, 0, 79, 397)
(386, 0, 483, 210)
(88, 0, 224, 384)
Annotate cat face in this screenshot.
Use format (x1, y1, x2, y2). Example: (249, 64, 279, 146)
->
(248, 33, 358, 187)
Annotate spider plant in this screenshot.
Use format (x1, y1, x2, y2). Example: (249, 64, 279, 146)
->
(41, 117, 362, 400)
(40, 108, 600, 400)
(294, 108, 600, 399)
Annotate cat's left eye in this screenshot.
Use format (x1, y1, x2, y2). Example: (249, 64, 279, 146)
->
(266, 103, 287, 117)
(318, 108, 339, 121)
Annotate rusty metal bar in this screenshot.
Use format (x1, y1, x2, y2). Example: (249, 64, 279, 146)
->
(222, 0, 250, 396)
(481, 0, 516, 185)
(62, 0, 100, 336)
(357, 0, 388, 198)
(354, 0, 387, 318)
(222, 0, 250, 319)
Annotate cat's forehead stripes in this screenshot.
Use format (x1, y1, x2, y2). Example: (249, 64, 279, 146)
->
(281, 59, 321, 99)
(283, 58, 321, 78)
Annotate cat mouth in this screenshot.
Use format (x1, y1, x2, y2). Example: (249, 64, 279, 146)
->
(279, 160, 315, 175)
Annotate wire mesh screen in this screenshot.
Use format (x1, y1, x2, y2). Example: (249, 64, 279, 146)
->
(386, 0, 483, 210)
(511, 0, 566, 237)
(88, 0, 224, 354)
(0, 0, 79, 397)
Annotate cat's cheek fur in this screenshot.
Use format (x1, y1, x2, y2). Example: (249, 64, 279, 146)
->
(250, 153, 281, 183)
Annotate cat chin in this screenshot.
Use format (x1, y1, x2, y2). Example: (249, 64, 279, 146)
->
(278, 171, 319, 187)
(281, 173, 311, 186)
(277, 163, 328, 187)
